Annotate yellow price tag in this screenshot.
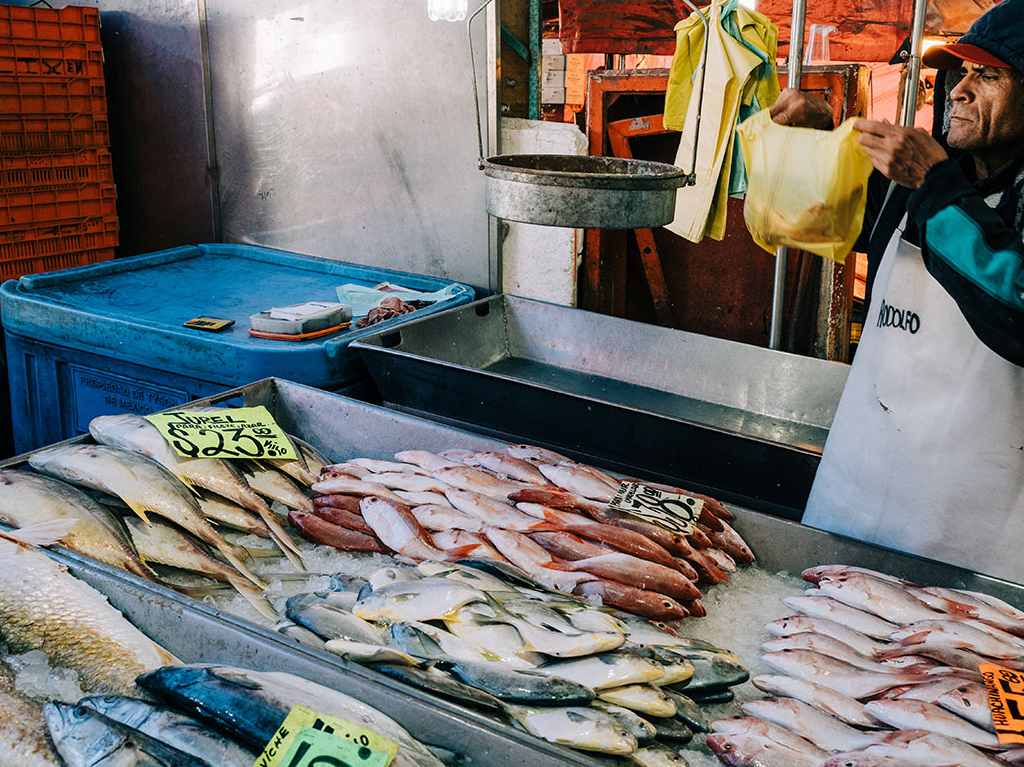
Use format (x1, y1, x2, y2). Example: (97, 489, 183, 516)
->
(608, 481, 702, 535)
(145, 406, 298, 461)
(255, 706, 399, 767)
(980, 663, 1024, 745)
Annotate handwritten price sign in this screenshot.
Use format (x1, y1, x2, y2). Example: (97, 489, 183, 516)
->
(255, 705, 398, 767)
(609, 481, 702, 535)
(981, 663, 1024, 744)
(146, 406, 298, 460)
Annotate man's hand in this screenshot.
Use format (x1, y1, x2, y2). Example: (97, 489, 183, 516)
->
(770, 88, 834, 130)
(855, 120, 949, 189)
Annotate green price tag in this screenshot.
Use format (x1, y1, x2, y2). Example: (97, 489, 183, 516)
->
(145, 406, 299, 461)
(255, 707, 398, 767)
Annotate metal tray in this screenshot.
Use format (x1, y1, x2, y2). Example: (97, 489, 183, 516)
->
(352, 295, 851, 519)
(8, 378, 1023, 767)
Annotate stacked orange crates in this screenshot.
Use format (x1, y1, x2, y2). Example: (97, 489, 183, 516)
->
(0, 5, 117, 281)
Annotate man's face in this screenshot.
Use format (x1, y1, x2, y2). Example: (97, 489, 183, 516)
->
(948, 63, 1024, 151)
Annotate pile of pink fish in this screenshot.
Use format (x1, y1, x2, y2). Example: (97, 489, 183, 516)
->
(289, 443, 754, 621)
(709, 564, 1024, 766)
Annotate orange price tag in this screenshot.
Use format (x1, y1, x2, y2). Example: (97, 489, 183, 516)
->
(980, 663, 1024, 745)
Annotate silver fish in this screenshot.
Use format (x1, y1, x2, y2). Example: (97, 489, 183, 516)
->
(761, 650, 931, 699)
(832, 730, 1004, 767)
(538, 654, 664, 690)
(936, 682, 993, 731)
(124, 518, 275, 620)
(751, 674, 876, 727)
(761, 633, 921, 674)
(79, 695, 255, 766)
(742, 697, 885, 752)
(504, 444, 573, 465)
(44, 701, 210, 766)
(285, 593, 384, 644)
(194, 493, 269, 537)
(503, 704, 638, 755)
(598, 684, 676, 718)
(486, 598, 623, 658)
(387, 622, 507, 666)
(538, 464, 614, 501)
(445, 604, 543, 666)
(590, 701, 657, 741)
(764, 614, 891, 656)
(412, 505, 484, 532)
(864, 699, 1001, 748)
(441, 659, 595, 704)
(463, 452, 550, 485)
(237, 462, 312, 512)
(374, 663, 504, 712)
(28, 445, 264, 588)
(273, 620, 326, 649)
(354, 577, 485, 623)
(891, 619, 1024, 660)
(0, 470, 148, 579)
(351, 458, 429, 476)
(323, 640, 420, 665)
(783, 595, 899, 639)
(396, 491, 453, 508)
(432, 467, 526, 501)
(816, 573, 944, 624)
(362, 472, 451, 494)
(706, 731, 823, 767)
(711, 717, 827, 759)
(393, 451, 460, 472)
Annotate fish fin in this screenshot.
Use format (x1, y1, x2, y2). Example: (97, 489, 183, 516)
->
(0, 518, 78, 548)
(875, 646, 913, 661)
(123, 501, 151, 524)
(251, 497, 307, 569)
(241, 546, 284, 560)
(174, 582, 233, 597)
(208, 531, 268, 590)
(443, 544, 483, 560)
(894, 630, 931, 647)
(943, 599, 980, 618)
(227, 575, 278, 620)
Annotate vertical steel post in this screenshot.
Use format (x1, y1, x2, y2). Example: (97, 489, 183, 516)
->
(528, 0, 541, 119)
(768, 0, 807, 350)
(900, 0, 929, 127)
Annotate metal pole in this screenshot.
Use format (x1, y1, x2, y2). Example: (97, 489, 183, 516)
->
(900, 0, 929, 127)
(768, 0, 807, 350)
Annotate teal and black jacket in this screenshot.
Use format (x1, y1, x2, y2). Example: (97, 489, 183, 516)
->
(859, 154, 1024, 366)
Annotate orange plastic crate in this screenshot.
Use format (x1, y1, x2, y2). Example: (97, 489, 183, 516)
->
(0, 246, 113, 282)
(0, 182, 115, 230)
(0, 6, 101, 45)
(0, 112, 109, 154)
(0, 148, 112, 191)
(0, 39, 103, 80)
(0, 76, 106, 116)
(0, 216, 117, 262)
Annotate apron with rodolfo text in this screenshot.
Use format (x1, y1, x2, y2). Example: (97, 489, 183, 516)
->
(804, 216, 1024, 582)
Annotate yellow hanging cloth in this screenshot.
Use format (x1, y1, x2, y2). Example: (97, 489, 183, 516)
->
(664, 1, 779, 242)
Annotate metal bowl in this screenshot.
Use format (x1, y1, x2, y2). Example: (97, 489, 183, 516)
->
(481, 154, 689, 229)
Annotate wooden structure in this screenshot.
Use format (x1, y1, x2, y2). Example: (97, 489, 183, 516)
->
(582, 65, 870, 360)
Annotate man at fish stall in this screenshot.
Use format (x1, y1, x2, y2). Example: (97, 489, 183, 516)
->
(771, 0, 1024, 580)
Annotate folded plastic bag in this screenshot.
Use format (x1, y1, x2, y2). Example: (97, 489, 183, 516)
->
(336, 282, 462, 318)
(736, 108, 874, 262)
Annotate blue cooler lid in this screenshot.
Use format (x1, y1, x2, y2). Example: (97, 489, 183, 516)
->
(0, 243, 474, 389)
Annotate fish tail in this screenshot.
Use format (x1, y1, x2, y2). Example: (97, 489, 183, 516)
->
(893, 630, 931, 647)
(207, 528, 268, 589)
(124, 501, 151, 524)
(252, 497, 307, 570)
(124, 555, 156, 580)
(443, 544, 482, 560)
(227, 574, 277, 620)
(0, 518, 77, 548)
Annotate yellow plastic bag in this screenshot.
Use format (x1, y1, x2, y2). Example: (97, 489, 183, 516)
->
(736, 108, 874, 262)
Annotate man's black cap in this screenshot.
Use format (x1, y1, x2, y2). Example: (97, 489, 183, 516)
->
(924, 0, 1024, 76)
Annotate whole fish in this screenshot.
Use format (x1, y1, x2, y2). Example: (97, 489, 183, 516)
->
(79, 695, 256, 766)
(504, 444, 573, 465)
(864, 699, 1001, 748)
(706, 731, 823, 767)
(375, 663, 504, 711)
(195, 494, 270, 538)
(44, 701, 209, 766)
(590, 701, 657, 741)
(351, 458, 429, 476)
(911, 588, 1024, 636)
(412, 505, 485, 533)
(839, 730, 1004, 767)
(761, 633, 924, 674)
(446, 604, 543, 666)
(0, 534, 177, 694)
(821, 756, 927, 767)
(949, 589, 1024, 621)
(762, 650, 932, 699)
(517, 503, 683, 570)
(742, 697, 886, 752)
(711, 717, 828, 759)
(558, 604, 628, 635)
(561, 553, 701, 602)
(397, 491, 453, 508)
(274, 620, 326, 649)
(0, 659, 61, 766)
(313, 504, 375, 534)
(483, 527, 596, 593)
(445, 489, 550, 531)
(538, 653, 664, 689)
(440, 659, 595, 704)
(289, 510, 387, 553)
(661, 691, 708, 733)
(313, 494, 364, 513)
(390, 621, 525, 667)
(879, 641, 1024, 671)
(891, 619, 1024, 660)
(87, 415, 303, 567)
(764, 614, 891, 656)
(893, 676, 970, 702)
(816, 573, 943, 624)
(322, 462, 372, 480)
(359, 497, 459, 561)
(783, 595, 899, 639)
(503, 704, 637, 755)
(751, 674, 876, 727)
(803, 565, 912, 586)
(538, 464, 614, 501)
(431, 530, 505, 560)
(124, 518, 275, 620)
(28, 445, 264, 588)
(312, 477, 405, 503)
(704, 520, 755, 564)
(487, 598, 624, 658)
(642, 648, 695, 687)
(432, 467, 526, 500)
(936, 682, 993, 731)
(393, 451, 460, 472)
(575, 579, 690, 621)
(598, 684, 676, 718)
(138, 665, 443, 766)
(286, 593, 385, 644)
(0, 470, 148, 578)
(323, 640, 420, 665)
(266, 438, 318, 487)
(462, 452, 550, 485)
(354, 577, 486, 623)
(615, 616, 695, 648)
(237, 462, 313, 512)
(361, 472, 451, 494)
